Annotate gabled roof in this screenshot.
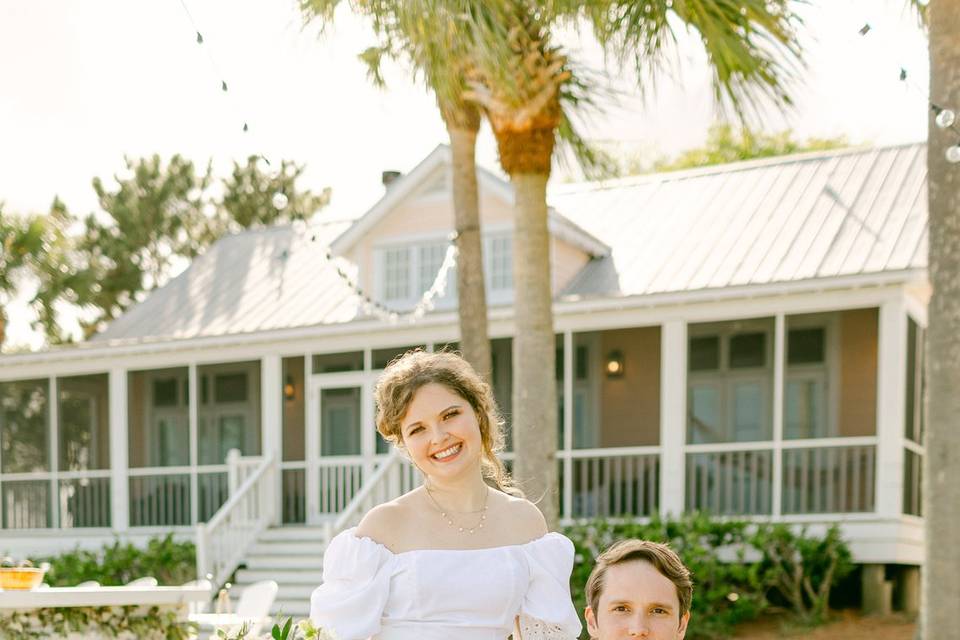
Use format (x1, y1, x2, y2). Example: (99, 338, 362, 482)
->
(91, 142, 926, 345)
(330, 144, 609, 258)
(550, 142, 927, 299)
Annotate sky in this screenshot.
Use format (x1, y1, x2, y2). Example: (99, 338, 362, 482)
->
(0, 0, 929, 349)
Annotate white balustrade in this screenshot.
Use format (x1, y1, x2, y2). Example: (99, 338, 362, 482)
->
(557, 448, 661, 521)
(196, 450, 278, 587)
(323, 450, 418, 542)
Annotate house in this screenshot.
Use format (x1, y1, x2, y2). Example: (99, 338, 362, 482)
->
(0, 142, 928, 616)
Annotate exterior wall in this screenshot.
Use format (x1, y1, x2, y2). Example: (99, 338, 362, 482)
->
(839, 308, 879, 437)
(552, 236, 591, 294)
(598, 326, 661, 447)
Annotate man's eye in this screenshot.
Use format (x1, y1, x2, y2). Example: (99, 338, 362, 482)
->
(613, 606, 628, 613)
(652, 608, 667, 615)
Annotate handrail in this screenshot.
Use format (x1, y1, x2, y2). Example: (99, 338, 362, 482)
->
(196, 450, 278, 588)
(324, 449, 412, 542)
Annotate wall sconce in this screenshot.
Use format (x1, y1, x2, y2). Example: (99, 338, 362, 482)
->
(605, 350, 625, 378)
(283, 375, 296, 402)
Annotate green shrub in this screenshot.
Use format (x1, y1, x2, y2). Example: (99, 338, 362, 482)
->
(32, 533, 196, 587)
(564, 515, 854, 640)
(750, 523, 853, 625)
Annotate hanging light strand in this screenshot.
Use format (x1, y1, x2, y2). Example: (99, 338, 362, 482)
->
(857, 21, 960, 163)
(175, 0, 267, 162)
(312, 237, 460, 325)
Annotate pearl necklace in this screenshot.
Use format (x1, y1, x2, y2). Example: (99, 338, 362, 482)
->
(424, 484, 489, 534)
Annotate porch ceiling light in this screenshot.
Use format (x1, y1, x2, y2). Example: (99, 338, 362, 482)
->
(283, 375, 296, 401)
(605, 350, 625, 378)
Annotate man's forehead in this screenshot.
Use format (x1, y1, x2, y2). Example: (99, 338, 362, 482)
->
(600, 559, 680, 607)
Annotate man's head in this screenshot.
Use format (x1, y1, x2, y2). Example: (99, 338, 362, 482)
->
(584, 539, 693, 640)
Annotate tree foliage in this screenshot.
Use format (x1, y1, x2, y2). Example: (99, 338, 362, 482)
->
(586, 124, 849, 180)
(8, 155, 329, 347)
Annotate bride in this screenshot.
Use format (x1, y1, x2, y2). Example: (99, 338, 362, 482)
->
(309, 350, 582, 640)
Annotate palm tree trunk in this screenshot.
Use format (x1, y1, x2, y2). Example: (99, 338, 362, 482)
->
(446, 118, 492, 380)
(511, 172, 558, 529)
(923, 3, 960, 637)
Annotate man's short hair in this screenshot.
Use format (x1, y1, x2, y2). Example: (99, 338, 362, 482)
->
(585, 539, 693, 619)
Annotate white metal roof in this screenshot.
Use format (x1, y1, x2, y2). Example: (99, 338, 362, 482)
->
(91, 142, 926, 344)
(551, 142, 926, 299)
(93, 219, 359, 343)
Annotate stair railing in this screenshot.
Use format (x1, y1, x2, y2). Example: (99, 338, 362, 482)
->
(323, 450, 419, 542)
(196, 449, 278, 588)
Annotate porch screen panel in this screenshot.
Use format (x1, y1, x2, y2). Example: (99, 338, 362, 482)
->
(687, 318, 774, 444)
(783, 309, 878, 439)
(905, 318, 925, 444)
(128, 368, 190, 468)
(198, 361, 261, 465)
(0, 379, 49, 473)
(58, 374, 110, 471)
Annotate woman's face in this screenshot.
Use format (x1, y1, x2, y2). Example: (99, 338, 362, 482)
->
(399, 382, 483, 482)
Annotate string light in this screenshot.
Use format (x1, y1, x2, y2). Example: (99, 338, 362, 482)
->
(174, 0, 456, 325)
(857, 21, 960, 165)
(935, 108, 956, 130)
(271, 192, 289, 210)
(175, 0, 279, 183)
(306, 236, 459, 325)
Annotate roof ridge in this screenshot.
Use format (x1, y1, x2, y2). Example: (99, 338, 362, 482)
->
(550, 141, 926, 196)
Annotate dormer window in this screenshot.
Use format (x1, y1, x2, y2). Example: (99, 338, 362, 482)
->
(383, 247, 411, 301)
(374, 231, 513, 309)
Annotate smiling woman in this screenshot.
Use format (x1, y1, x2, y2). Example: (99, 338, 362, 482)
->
(308, 350, 582, 640)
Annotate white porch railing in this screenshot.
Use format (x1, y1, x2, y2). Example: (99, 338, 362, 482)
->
(322, 450, 419, 542)
(684, 439, 878, 516)
(559, 447, 661, 520)
(196, 450, 278, 587)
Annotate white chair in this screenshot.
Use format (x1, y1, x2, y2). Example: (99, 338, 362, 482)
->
(77, 580, 99, 588)
(234, 580, 278, 637)
(124, 576, 158, 587)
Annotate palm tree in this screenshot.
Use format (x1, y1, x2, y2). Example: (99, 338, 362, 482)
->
(299, 1, 492, 380)
(454, 0, 804, 527)
(922, 1, 959, 636)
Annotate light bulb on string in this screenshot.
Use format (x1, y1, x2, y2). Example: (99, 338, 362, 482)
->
(946, 145, 960, 164)
(936, 109, 956, 129)
(272, 192, 289, 210)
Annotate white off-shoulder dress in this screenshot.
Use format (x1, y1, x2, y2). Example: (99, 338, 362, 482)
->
(309, 527, 583, 640)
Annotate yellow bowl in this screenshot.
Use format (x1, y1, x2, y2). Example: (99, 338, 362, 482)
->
(0, 567, 46, 590)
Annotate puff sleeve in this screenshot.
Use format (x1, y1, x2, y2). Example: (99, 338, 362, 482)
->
(309, 528, 396, 640)
(518, 533, 583, 639)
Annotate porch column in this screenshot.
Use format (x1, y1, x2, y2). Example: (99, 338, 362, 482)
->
(188, 364, 199, 525)
(109, 368, 129, 532)
(261, 355, 282, 526)
(876, 299, 907, 517)
(771, 313, 785, 517)
(660, 320, 686, 517)
(562, 331, 573, 520)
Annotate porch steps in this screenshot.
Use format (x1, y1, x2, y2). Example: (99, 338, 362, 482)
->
(231, 526, 330, 619)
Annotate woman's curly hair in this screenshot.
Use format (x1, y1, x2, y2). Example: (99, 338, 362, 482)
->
(374, 349, 519, 496)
